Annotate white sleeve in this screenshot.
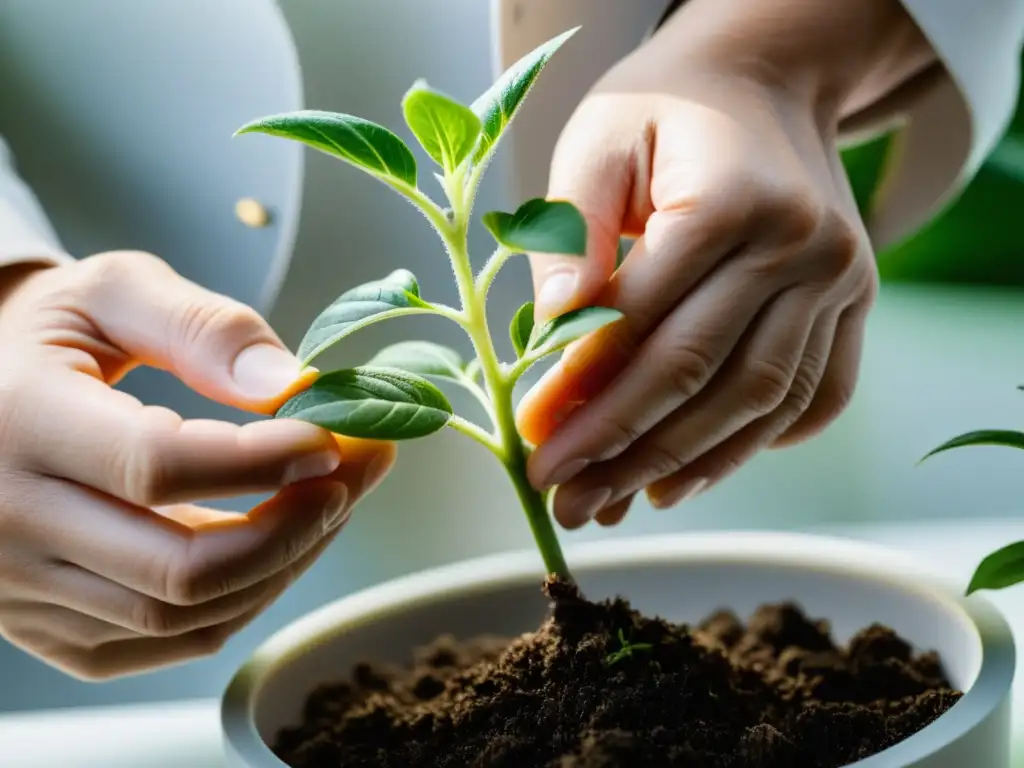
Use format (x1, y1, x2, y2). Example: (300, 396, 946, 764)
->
(867, 0, 1024, 247)
(492, 0, 1024, 249)
(0, 135, 74, 269)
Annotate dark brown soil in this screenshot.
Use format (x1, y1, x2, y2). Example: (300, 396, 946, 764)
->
(275, 578, 961, 767)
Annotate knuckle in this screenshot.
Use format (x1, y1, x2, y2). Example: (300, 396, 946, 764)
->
(189, 624, 233, 657)
(80, 250, 169, 291)
(817, 213, 863, 275)
(592, 416, 643, 462)
(130, 596, 184, 637)
(117, 407, 183, 506)
(741, 359, 793, 414)
(159, 541, 210, 607)
(643, 441, 686, 480)
(777, 192, 824, 245)
(173, 296, 266, 354)
(662, 345, 715, 400)
(785, 366, 818, 414)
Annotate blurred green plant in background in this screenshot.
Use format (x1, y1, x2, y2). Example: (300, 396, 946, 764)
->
(844, 57, 1024, 286)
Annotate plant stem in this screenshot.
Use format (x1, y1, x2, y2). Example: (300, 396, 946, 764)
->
(442, 176, 572, 581)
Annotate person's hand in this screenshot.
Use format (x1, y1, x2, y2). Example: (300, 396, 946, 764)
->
(0, 251, 394, 679)
(517, 0, 934, 528)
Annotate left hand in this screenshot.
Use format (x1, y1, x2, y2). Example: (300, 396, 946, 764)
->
(515, 2, 916, 529)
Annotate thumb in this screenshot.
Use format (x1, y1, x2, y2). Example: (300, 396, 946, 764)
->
(531, 112, 632, 322)
(78, 251, 313, 413)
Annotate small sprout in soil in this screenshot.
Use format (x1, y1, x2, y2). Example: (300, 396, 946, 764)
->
(921, 405, 1024, 595)
(605, 628, 654, 666)
(236, 28, 614, 583)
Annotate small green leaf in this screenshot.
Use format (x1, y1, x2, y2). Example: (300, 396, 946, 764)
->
(402, 80, 482, 173)
(509, 302, 535, 358)
(276, 367, 452, 440)
(297, 270, 433, 364)
(527, 306, 623, 359)
(921, 430, 1024, 462)
(482, 199, 586, 255)
(366, 341, 464, 381)
(236, 110, 417, 188)
(967, 541, 1024, 594)
(471, 28, 578, 164)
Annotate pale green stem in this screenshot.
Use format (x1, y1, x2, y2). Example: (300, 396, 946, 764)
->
(475, 246, 514, 297)
(447, 414, 502, 455)
(460, 375, 498, 425)
(439, 168, 571, 580)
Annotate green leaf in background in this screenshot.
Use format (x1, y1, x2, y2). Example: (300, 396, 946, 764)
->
(966, 541, 1024, 595)
(297, 269, 433, 364)
(402, 80, 482, 173)
(841, 49, 1024, 287)
(509, 301, 535, 358)
(527, 306, 623, 359)
(921, 429, 1024, 462)
(276, 367, 452, 440)
(482, 199, 586, 255)
(366, 340, 464, 381)
(471, 27, 578, 165)
(236, 110, 417, 188)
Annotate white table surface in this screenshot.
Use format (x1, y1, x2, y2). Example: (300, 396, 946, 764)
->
(3, 519, 1024, 767)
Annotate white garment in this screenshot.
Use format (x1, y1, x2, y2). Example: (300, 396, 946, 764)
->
(491, 0, 1024, 249)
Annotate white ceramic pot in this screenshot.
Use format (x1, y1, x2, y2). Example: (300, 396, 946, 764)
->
(222, 532, 1015, 767)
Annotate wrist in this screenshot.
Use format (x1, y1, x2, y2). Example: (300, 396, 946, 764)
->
(653, 0, 936, 127)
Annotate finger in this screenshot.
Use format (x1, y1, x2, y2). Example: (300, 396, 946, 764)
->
(35, 439, 391, 607)
(72, 251, 315, 412)
(517, 208, 748, 447)
(529, 101, 636, 322)
(13, 370, 342, 506)
(529, 256, 803, 492)
(551, 289, 822, 528)
(0, 602, 137, 649)
(646, 312, 840, 508)
(594, 494, 633, 528)
(22, 562, 282, 638)
(42, 519, 346, 681)
(772, 304, 867, 447)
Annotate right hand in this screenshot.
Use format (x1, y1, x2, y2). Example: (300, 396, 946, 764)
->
(0, 251, 395, 680)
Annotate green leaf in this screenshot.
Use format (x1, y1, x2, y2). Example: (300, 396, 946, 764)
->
(276, 367, 452, 440)
(236, 110, 417, 188)
(366, 341, 464, 381)
(402, 80, 482, 173)
(482, 199, 586, 255)
(527, 306, 623, 359)
(297, 270, 433, 365)
(471, 27, 578, 164)
(921, 430, 1024, 462)
(967, 541, 1024, 594)
(509, 301, 535, 358)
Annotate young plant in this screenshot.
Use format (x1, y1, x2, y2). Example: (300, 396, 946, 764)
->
(605, 628, 653, 666)
(235, 28, 618, 581)
(921, 395, 1024, 595)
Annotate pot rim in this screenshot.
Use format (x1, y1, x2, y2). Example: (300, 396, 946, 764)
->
(222, 531, 1015, 768)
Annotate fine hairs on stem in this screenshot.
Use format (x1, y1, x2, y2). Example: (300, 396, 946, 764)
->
(236, 28, 622, 582)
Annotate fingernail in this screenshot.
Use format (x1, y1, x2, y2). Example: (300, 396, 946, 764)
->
(561, 486, 611, 528)
(322, 484, 351, 533)
(536, 269, 579, 320)
(649, 477, 707, 509)
(232, 343, 306, 400)
(543, 458, 590, 489)
(283, 449, 341, 485)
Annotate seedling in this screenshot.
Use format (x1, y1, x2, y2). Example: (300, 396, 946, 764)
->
(605, 628, 654, 666)
(921, 401, 1024, 595)
(235, 28, 618, 581)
